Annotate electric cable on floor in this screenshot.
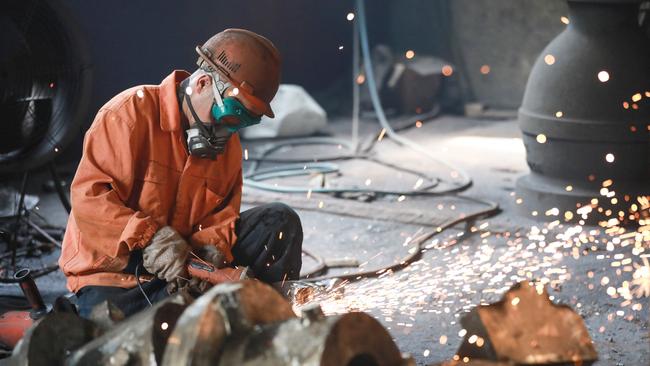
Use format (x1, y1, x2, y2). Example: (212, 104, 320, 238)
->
(245, 138, 442, 196)
(242, 0, 501, 282)
(354, 0, 472, 189)
(300, 197, 499, 282)
(244, 0, 474, 197)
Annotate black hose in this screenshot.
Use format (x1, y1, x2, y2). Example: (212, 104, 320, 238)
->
(300, 196, 500, 282)
(244, 0, 502, 282)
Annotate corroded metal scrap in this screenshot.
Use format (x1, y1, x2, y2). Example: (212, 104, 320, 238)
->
(162, 280, 296, 366)
(455, 281, 597, 365)
(66, 293, 191, 366)
(88, 300, 125, 332)
(219, 303, 414, 366)
(434, 360, 513, 366)
(271, 280, 342, 306)
(2, 280, 411, 366)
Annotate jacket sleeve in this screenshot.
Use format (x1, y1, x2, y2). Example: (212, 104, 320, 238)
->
(70, 108, 159, 258)
(189, 168, 242, 263)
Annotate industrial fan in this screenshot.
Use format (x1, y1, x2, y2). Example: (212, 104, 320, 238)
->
(0, 0, 92, 283)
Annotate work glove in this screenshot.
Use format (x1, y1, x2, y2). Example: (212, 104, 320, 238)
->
(166, 276, 213, 296)
(143, 226, 190, 283)
(194, 245, 228, 269)
(166, 278, 189, 295)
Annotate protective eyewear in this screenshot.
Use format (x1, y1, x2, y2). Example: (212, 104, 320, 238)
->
(208, 72, 262, 133)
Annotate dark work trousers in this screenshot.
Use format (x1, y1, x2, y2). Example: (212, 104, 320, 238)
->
(75, 202, 303, 318)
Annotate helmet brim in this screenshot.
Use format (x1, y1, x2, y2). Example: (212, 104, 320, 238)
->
(237, 89, 275, 118)
(196, 45, 275, 118)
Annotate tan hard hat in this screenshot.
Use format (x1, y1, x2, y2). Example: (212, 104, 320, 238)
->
(196, 29, 281, 118)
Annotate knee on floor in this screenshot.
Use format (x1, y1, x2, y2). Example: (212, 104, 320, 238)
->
(262, 202, 302, 229)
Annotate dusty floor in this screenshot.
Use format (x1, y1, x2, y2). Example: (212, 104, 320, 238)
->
(1, 115, 648, 365)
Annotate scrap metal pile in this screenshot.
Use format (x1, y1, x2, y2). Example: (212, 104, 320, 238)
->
(1, 280, 413, 366)
(0, 276, 600, 366)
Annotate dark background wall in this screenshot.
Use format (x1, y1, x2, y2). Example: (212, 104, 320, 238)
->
(65, 0, 390, 123)
(386, 0, 568, 110)
(65, 0, 569, 120)
(56, 0, 568, 160)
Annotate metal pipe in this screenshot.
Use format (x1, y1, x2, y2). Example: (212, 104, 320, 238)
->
(25, 219, 61, 248)
(352, 12, 360, 152)
(48, 162, 71, 214)
(218, 305, 414, 366)
(13, 268, 47, 319)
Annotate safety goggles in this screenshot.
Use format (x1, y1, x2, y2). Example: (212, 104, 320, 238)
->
(208, 71, 262, 133)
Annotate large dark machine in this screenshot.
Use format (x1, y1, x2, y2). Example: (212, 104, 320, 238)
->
(517, 0, 650, 223)
(0, 2, 93, 351)
(1, 0, 92, 174)
(0, 0, 92, 276)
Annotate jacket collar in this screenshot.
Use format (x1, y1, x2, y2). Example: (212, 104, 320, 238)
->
(159, 70, 191, 132)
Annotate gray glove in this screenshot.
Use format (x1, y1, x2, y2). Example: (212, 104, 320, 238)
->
(166, 277, 212, 295)
(166, 278, 189, 295)
(143, 226, 190, 282)
(195, 245, 228, 269)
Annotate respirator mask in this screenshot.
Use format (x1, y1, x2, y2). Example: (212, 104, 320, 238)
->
(183, 71, 262, 159)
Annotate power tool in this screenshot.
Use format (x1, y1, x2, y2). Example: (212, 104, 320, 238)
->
(186, 259, 250, 283)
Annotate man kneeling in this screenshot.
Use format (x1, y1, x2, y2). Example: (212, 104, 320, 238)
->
(58, 29, 302, 317)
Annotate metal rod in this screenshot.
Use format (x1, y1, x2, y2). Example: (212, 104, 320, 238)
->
(352, 14, 361, 152)
(11, 172, 29, 268)
(26, 219, 62, 248)
(49, 162, 71, 213)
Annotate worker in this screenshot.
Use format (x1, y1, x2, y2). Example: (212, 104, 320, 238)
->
(58, 29, 303, 317)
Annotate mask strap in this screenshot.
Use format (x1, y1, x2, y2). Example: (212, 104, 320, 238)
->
(208, 71, 230, 108)
(182, 79, 214, 140)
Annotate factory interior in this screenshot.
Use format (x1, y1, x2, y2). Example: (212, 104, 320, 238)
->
(0, 0, 649, 365)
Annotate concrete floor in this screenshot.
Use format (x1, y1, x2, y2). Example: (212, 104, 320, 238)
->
(1, 115, 648, 365)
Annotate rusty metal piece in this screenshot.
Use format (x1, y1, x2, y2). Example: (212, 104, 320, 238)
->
(294, 286, 317, 306)
(162, 280, 296, 366)
(433, 360, 513, 366)
(272, 280, 325, 305)
(272, 280, 346, 307)
(0, 313, 97, 366)
(66, 294, 190, 366)
(218, 305, 412, 366)
(14, 269, 47, 319)
(88, 301, 125, 332)
(456, 281, 597, 365)
(386, 56, 445, 114)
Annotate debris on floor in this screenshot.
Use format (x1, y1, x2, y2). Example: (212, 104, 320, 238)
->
(439, 281, 598, 365)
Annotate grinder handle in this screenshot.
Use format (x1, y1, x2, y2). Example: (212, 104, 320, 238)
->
(186, 259, 248, 284)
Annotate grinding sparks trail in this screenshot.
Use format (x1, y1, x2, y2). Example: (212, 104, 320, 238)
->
(304, 222, 578, 317)
(632, 256, 650, 298)
(297, 188, 649, 355)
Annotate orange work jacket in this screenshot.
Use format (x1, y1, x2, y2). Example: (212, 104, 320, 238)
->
(59, 70, 243, 292)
